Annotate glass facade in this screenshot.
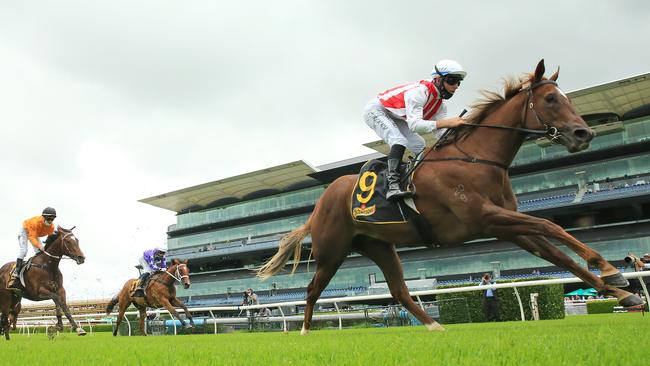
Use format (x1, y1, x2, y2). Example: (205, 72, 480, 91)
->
(176, 186, 324, 230)
(512, 116, 650, 167)
(169, 213, 311, 250)
(511, 153, 650, 194)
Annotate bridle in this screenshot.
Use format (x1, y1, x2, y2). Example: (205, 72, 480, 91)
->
(164, 263, 190, 284)
(459, 79, 562, 141)
(41, 230, 79, 261)
(421, 79, 563, 171)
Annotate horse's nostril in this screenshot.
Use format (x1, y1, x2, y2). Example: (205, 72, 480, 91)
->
(574, 128, 592, 142)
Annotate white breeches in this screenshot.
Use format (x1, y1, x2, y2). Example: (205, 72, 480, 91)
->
(363, 98, 426, 154)
(17, 228, 29, 259)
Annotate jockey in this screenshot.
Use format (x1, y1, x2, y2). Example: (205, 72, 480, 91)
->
(363, 59, 468, 200)
(133, 244, 168, 296)
(7, 207, 57, 290)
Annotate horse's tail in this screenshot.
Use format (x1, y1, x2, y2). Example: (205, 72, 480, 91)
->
(105, 295, 119, 315)
(257, 216, 312, 280)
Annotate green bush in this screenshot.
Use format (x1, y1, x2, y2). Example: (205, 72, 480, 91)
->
(437, 277, 565, 324)
(586, 299, 618, 314)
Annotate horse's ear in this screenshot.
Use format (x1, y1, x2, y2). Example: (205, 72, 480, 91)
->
(172, 259, 179, 265)
(549, 66, 560, 81)
(534, 59, 545, 83)
(183, 259, 188, 264)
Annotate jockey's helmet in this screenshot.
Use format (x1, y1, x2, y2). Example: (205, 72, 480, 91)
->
(432, 59, 466, 99)
(155, 244, 167, 253)
(42, 207, 57, 218)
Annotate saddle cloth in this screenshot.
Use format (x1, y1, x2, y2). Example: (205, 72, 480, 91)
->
(350, 159, 408, 224)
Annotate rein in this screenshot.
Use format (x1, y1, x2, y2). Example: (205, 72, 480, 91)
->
(422, 79, 561, 171)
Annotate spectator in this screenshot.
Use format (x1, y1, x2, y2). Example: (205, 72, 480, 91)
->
(479, 273, 500, 322)
(241, 288, 260, 330)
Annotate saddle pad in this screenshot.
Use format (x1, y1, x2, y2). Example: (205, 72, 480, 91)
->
(350, 159, 408, 224)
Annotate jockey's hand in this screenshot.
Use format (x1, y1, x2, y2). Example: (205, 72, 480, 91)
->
(437, 117, 465, 129)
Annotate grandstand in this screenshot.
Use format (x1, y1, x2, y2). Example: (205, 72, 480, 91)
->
(140, 72, 650, 308)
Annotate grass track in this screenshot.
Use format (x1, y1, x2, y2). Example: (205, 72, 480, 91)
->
(1, 313, 648, 365)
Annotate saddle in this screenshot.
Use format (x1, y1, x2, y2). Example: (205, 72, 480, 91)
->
(350, 159, 438, 245)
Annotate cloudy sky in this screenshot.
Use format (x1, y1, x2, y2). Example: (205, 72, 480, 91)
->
(1, 1, 648, 301)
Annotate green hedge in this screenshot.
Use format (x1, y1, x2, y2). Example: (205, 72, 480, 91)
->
(437, 277, 565, 324)
(586, 299, 618, 314)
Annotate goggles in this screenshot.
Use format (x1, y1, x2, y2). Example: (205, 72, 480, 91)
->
(444, 75, 463, 86)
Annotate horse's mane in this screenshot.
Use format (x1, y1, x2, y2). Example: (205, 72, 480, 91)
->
(44, 231, 60, 250)
(450, 73, 536, 143)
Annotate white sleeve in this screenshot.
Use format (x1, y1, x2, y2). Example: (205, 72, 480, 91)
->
(430, 103, 449, 139)
(403, 85, 437, 134)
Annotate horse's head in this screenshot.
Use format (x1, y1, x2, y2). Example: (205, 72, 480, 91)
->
(172, 259, 191, 289)
(526, 59, 594, 152)
(56, 226, 85, 264)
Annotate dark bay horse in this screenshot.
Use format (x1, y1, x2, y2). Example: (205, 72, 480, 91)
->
(0, 226, 86, 340)
(106, 259, 194, 336)
(259, 59, 644, 335)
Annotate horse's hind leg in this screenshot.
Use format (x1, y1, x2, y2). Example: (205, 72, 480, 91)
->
(113, 299, 130, 336)
(137, 306, 147, 336)
(354, 237, 444, 331)
(512, 235, 643, 307)
(302, 256, 346, 335)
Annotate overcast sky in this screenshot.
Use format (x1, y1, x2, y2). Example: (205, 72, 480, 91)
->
(1, 1, 648, 301)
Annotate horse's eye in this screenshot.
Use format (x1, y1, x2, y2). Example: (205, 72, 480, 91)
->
(545, 94, 557, 103)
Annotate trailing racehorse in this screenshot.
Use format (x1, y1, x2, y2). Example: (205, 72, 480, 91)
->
(106, 259, 194, 336)
(0, 226, 86, 340)
(258, 60, 645, 335)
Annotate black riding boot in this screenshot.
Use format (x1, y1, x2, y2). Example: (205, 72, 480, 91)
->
(386, 144, 412, 201)
(8, 258, 23, 290)
(134, 272, 150, 296)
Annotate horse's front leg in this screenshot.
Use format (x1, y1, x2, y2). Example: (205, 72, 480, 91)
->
(137, 306, 147, 336)
(39, 287, 87, 336)
(482, 205, 628, 284)
(54, 303, 64, 331)
(159, 298, 188, 328)
(171, 298, 194, 327)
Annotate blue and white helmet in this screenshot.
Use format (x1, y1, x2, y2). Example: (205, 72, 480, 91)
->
(432, 59, 467, 79)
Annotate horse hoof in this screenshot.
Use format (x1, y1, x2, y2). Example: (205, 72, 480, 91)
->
(77, 329, 87, 336)
(619, 294, 644, 308)
(425, 322, 445, 332)
(602, 272, 629, 288)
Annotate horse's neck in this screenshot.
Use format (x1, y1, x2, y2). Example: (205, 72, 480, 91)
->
(457, 94, 527, 168)
(32, 243, 62, 267)
(156, 266, 175, 286)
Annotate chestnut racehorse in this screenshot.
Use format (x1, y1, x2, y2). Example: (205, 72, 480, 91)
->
(106, 259, 194, 336)
(259, 60, 644, 335)
(0, 226, 86, 340)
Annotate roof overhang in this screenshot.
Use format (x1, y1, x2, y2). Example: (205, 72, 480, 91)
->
(139, 160, 319, 213)
(569, 73, 650, 117)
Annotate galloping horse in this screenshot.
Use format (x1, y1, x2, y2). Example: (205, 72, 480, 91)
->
(106, 259, 194, 336)
(259, 60, 644, 335)
(0, 226, 86, 340)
